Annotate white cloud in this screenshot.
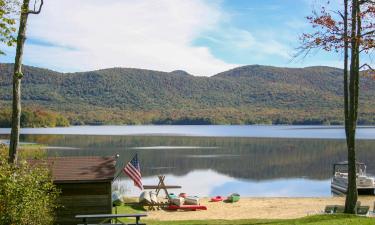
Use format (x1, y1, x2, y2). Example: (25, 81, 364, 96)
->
(24, 0, 237, 76)
(202, 27, 292, 60)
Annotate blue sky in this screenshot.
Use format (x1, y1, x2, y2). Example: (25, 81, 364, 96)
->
(0, 0, 344, 76)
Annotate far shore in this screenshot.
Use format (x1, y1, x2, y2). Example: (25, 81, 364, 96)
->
(123, 196, 375, 221)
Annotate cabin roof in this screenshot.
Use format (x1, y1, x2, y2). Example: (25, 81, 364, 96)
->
(29, 156, 116, 183)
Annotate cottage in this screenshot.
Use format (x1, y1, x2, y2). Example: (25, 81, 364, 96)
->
(31, 156, 116, 225)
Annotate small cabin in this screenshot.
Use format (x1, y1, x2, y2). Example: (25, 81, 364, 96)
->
(31, 156, 116, 225)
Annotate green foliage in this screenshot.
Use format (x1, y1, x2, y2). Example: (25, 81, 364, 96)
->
(0, 107, 70, 127)
(0, 63, 375, 126)
(0, 0, 18, 55)
(0, 146, 59, 225)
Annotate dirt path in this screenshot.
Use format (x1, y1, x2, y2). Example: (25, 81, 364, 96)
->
(146, 197, 375, 221)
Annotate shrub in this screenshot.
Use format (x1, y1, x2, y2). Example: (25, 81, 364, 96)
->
(0, 147, 59, 225)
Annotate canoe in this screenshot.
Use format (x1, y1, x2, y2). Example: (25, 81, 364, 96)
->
(170, 197, 184, 206)
(184, 196, 200, 205)
(226, 193, 240, 203)
(167, 205, 207, 211)
(139, 191, 151, 203)
(210, 196, 224, 202)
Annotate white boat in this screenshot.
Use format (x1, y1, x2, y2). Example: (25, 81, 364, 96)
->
(112, 191, 122, 206)
(331, 161, 375, 195)
(170, 197, 184, 206)
(184, 196, 200, 205)
(139, 191, 151, 203)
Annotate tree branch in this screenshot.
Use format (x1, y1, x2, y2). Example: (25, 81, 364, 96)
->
(361, 29, 375, 37)
(359, 63, 375, 71)
(28, 0, 43, 14)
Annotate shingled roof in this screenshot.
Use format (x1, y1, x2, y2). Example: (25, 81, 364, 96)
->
(29, 156, 116, 183)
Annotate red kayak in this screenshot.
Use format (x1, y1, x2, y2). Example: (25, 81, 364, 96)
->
(167, 205, 207, 211)
(179, 192, 187, 198)
(210, 196, 224, 202)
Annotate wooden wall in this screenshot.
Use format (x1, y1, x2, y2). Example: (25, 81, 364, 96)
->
(55, 182, 112, 225)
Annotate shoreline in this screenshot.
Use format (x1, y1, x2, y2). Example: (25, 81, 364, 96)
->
(137, 196, 375, 221)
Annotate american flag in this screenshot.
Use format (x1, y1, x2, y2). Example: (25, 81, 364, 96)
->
(123, 154, 143, 190)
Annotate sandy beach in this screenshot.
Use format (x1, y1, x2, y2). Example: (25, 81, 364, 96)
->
(144, 197, 375, 221)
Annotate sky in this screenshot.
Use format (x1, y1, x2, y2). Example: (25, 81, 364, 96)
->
(0, 0, 346, 76)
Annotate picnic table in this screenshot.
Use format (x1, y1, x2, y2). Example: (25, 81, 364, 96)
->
(142, 175, 181, 210)
(75, 213, 147, 225)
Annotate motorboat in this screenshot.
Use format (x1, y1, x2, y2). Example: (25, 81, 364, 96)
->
(331, 161, 375, 195)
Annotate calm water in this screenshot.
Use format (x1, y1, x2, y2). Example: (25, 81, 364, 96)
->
(1, 125, 375, 197)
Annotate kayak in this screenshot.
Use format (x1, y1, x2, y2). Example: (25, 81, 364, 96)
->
(226, 193, 240, 203)
(179, 192, 187, 198)
(168, 193, 177, 199)
(210, 196, 224, 202)
(167, 205, 207, 211)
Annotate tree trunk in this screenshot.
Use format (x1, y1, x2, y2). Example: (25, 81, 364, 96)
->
(343, 0, 349, 141)
(8, 0, 30, 164)
(345, 0, 360, 214)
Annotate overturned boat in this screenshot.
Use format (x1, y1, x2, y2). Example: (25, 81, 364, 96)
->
(184, 196, 200, 205)
(331, 161, 375, 195)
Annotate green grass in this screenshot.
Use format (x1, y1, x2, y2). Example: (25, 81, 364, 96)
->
(113, 204, 375, 225)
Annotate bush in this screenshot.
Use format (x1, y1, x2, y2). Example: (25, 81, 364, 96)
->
(0, 147, 59, 225)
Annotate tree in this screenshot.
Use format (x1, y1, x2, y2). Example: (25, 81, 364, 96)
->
(0, 0, 19, 54)
(9, 0, 43, 164)
(299, 0, 375, 213)
(0, 146, 59, 225)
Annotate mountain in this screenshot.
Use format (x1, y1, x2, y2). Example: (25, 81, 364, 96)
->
(0, 63, 374, 126)
(169, 70, 192, 76)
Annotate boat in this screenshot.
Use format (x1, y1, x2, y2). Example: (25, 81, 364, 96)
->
(184, 196, 200, 205)
(170, 197, 184, 206)
(179, 192, 187, 198)
(226, 193, 240, 203)
(331, 161, 375, 195)
(112, 191, 122, 206)
(139, 191, 151, 203)
(210, 196, 224, 202)
(167, 205, 207, 211)
(168, 193, 177, 199)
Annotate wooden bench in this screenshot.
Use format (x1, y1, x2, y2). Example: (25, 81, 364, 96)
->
(75, 213, 147, 225)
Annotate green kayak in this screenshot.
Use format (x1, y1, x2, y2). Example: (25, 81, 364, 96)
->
(227, 193, 240, 203)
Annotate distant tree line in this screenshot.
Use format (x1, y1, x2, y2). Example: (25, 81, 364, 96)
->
(0, 108, 69, 127)
(1, 105, 375, 127)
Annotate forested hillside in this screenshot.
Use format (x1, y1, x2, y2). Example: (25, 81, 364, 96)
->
(0, 63, 374, 126)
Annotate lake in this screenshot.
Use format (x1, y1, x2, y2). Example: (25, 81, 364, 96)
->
(1, 125, 375, 197)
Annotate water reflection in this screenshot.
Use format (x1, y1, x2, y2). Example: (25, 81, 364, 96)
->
(115, 170, 331, 197)
(1, 133, 375, 196)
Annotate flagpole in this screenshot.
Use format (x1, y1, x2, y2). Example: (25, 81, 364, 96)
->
(112, 154, 124, 183)
(112, 152, 138, 183)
